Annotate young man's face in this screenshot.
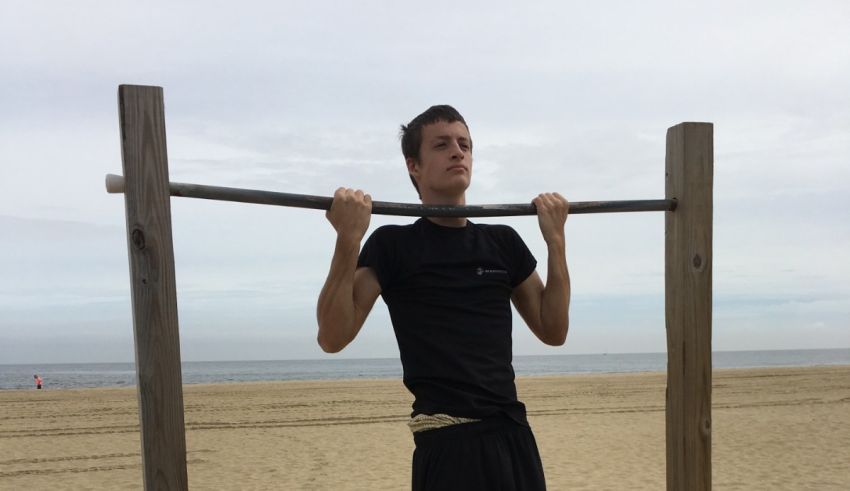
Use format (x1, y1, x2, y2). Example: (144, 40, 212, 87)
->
(407, 120, 473, 201)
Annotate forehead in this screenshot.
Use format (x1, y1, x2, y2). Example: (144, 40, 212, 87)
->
(421, 120, 471, 140)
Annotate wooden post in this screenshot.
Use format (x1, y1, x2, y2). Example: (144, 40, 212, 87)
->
(118, 85, 189, 490)
(665, 122, 713, 490)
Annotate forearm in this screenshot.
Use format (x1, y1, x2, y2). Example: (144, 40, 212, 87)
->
(316, 235, 361, 352)
(540, 238, 570, 345)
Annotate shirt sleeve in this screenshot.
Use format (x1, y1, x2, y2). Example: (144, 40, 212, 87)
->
(506, 227, 537, 288)
(357, 226, 396, 291)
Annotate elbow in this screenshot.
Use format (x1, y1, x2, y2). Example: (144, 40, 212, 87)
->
(317, 335, 332, 353)
(536, 300, 569, 346)
(544, 320, 569, 346)
(316, 322, 349, 353)
(316, 313, 341, 353)
(317, 334, 344, 354)
(319, 342, 343, 354)
(316, 329, 345, 354)
(550, 330, 567, 346)
(546, 332, 567, 347)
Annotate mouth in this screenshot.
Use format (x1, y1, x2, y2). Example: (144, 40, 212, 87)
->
(447, 165, 467, 172)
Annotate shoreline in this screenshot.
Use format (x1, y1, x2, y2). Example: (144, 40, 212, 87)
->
(2, 363, 849, 393)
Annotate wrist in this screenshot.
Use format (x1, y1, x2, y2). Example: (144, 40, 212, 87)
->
(335, 233, 362, 252)
(544, 235, 565, 249)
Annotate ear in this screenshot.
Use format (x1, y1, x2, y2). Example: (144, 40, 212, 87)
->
(406, 157, 420, 180)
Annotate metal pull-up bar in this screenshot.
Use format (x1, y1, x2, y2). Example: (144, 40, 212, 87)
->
(104, 174, 676, 217)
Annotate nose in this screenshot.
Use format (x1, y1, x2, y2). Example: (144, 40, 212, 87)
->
(450, 140, 465, 160)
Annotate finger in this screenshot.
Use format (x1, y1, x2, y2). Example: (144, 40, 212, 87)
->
(548, 193, 565, 208)
(550, 193, 568, 210)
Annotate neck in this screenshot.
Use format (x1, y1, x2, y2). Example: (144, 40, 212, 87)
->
(426, 216, 467, 227)
(421, 192, 467, 228)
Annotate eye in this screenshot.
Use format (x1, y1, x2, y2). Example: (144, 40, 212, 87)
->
(435, 142, 446, 148)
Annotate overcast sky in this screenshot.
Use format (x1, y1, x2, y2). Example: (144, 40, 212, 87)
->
(1, 1, 848, 364)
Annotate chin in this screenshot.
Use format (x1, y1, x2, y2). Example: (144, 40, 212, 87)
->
(446, 180, 471, 196)
(427, 178, 471, 199)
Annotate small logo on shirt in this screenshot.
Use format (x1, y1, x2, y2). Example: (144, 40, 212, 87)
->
(476, 267, 508, 276)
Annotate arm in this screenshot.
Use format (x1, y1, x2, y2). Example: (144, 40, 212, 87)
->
(316, 188, 382, 353)
(511, 193, 571, 346)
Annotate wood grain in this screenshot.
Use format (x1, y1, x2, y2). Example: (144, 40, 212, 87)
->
(665, 122, 713, 490)
(118, 84, 188, 490)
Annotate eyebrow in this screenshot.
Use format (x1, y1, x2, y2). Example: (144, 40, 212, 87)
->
(431, 135, 472, 144)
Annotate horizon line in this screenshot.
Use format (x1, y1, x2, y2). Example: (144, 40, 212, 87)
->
(3, 347, 848, 367)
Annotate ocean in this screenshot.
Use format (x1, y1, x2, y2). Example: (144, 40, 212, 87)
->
(1, 348, 848, 390)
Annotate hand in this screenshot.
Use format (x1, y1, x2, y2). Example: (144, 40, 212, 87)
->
(532, 192, 569, 246)
(326, 187, 372, 243)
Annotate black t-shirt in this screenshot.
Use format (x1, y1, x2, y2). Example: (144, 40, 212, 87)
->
(357, 217, 537, 425)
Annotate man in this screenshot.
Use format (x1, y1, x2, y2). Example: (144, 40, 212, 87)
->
(317, 105, 570, 490)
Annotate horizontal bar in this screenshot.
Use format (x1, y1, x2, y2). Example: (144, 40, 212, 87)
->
(105, 174, 676, 217)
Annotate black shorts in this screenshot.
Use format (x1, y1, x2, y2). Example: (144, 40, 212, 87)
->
(412, 415, 546, 491)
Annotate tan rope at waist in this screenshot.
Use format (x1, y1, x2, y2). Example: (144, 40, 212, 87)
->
(408, 413, 481, 434)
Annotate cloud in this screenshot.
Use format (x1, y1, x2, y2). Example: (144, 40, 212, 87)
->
(1, 1, 848, 362)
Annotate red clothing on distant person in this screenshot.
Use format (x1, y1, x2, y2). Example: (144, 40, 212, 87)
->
(35, 376, 43, 389)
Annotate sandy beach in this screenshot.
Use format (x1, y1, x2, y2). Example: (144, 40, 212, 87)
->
(1, 365, 848, 490)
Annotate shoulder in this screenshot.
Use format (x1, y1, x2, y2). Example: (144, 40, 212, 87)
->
(363, 223, 417, 250)
(368, 223, 415, 240)
(474, 222, 517, 233)
(359, 223, 415, 278)
(473, 223, 532, 257)
(473, 222, 522, 241)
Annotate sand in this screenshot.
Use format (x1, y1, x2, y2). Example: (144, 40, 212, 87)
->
(1, 365, 848, 490)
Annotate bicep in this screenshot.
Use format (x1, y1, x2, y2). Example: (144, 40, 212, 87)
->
(511, 270, 545, 337)
(352, 266, 382, 330)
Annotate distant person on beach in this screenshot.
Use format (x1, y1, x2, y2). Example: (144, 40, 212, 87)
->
(317, 105, 570, 490)
(34, 374, 43, 389)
